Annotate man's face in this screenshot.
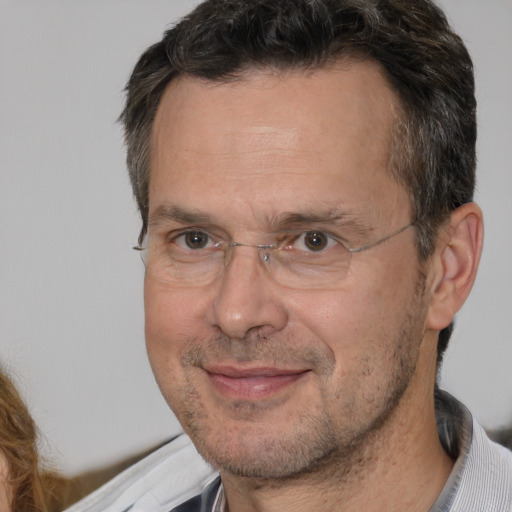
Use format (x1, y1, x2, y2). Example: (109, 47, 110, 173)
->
(145, 63, 431, 479)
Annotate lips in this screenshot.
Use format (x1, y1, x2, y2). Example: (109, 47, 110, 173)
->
(204, 364, 310, 400)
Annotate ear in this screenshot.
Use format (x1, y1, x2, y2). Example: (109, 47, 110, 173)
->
(426, 202, 484, 331)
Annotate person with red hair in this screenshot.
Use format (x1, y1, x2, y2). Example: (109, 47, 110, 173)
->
(0, 368, 66, 511)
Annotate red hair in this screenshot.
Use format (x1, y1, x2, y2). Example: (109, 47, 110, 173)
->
(0, 369, 67, 511)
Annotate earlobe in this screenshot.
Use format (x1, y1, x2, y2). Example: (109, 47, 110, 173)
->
(426, 202, 484, 331)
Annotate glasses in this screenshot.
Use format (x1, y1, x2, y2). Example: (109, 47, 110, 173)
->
(133, 223, 414, 290)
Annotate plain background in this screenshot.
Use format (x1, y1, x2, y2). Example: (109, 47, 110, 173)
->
(1, 0, 511, 476)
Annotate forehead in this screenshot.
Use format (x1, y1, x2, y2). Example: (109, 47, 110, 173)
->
(149, 62, 410, 227)
(152, 61, 398, 149)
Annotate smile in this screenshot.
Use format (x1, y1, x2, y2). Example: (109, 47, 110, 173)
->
(204, 365, 311, 401)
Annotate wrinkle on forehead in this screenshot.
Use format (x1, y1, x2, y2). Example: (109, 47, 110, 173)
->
(222, 127, 304, 155)
(161, 127, 309, 157)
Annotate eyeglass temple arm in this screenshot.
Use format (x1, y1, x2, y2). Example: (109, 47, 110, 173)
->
(348, 223, 414, 254)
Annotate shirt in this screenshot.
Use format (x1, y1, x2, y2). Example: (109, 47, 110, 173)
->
(431, 391, 512, 511)
(66, 390, 512, 512)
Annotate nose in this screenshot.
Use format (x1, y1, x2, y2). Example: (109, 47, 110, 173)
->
(208, 246, 289, 340)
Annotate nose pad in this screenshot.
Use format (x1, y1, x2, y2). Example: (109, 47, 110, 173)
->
(226, 241, 276, 268)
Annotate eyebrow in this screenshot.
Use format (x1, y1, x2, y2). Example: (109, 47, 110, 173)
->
(148, 203, 371, 236)
(267, 210, 372, 238)
(149, 204, 212, 228)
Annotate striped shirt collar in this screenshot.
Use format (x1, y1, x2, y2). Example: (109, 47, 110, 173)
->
(430, 389, 473, 511)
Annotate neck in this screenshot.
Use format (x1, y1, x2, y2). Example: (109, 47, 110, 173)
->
(220, 355, 453, 512)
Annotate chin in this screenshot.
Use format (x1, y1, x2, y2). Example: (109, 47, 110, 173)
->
(182, 408, 344, 480)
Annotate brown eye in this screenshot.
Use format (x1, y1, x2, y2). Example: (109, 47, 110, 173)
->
(303, 232, 329, 251)
(183, 231, 210, 249)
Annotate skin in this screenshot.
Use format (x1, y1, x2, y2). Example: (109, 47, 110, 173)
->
(145, 62, 478, 511)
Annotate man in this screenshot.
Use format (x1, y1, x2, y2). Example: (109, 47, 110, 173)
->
(68, 0, 512, 510)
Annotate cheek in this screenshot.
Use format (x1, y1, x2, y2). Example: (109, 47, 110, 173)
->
(288, 261, 419, 365)
(144, 281, 214, 410)
(144, 280, 210, 363)
(288, 285, 383, 351)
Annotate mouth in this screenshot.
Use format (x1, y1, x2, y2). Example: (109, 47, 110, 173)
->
(204, 364, 311, 401)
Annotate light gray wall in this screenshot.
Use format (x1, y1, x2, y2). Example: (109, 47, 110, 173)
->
(1, 1, 511, 476)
